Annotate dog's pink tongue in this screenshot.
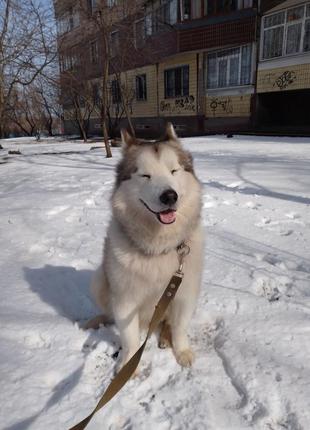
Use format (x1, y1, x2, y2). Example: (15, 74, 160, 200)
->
(159, 210, 176, 224)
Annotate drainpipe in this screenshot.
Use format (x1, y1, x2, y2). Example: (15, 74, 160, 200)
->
(156, 62, 160, 126)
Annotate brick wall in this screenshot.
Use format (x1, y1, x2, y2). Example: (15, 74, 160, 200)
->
(158, 52, 197, 117)
(179, 17, 256, 52)
(205, 94, 252, 118)
(257, 63, 310, 93)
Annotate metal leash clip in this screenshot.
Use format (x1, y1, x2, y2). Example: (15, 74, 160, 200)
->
(176, 242, 190, 275)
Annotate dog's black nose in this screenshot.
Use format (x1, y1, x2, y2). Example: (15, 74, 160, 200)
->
(160, 189, 178, 206)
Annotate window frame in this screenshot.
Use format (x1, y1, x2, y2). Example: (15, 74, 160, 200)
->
(87, 0, 97, 15)
(110, 30, 119, 57)
(59, 52, 79, 72)
(164, 65, 190, 99)
(205, 44, 253, 90)
(92, 83, 101, 106)
(111, 79, 121, 104)
(90, 40, 99, 64)
(57, 7, 80, 36)
(134, 18, 146, 48)
(261, 2, 310, 60)
(201, 0, 250, 18)
(135, 74, 147, 101)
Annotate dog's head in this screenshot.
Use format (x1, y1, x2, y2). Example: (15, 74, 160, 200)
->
(112, 123, 201, 252)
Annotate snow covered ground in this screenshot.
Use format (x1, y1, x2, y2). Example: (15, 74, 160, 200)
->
(0, 135, 309, 430)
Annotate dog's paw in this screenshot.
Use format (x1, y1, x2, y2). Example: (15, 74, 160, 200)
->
(158, 337, 171, 349)
(159, 322, 172, 349)
(175, 349, 195, 367)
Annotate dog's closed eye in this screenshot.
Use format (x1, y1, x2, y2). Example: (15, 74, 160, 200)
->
(171, 169, 179, 175)
(140, 174, 151, 179)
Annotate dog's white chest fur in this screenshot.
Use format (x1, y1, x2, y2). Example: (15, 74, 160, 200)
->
(104, 219, 181, 324)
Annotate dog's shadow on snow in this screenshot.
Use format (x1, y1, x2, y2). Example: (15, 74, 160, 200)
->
(23, 264, 97, 322)
(4, 265, 118, 430)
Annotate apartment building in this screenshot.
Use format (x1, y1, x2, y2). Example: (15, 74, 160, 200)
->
(257, 0, 310, 133)
(54, 0, 309, 136)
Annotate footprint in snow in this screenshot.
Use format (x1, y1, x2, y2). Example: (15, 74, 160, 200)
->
(251, 274, 293, 302)
(255, 218, 294, 236)
(285, 212, 301, 220)
(46, 205, 70, 218)
(264, 407, 302, 430)
(256, 253, 299, 272)
(243, 201, 261, 210)
(226, 181, 244, 189)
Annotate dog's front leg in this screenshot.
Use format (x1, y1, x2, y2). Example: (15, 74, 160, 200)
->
(113, 302, 140, 372)
(170, 295, 198, 368)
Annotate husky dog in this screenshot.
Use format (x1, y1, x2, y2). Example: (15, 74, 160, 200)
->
(90, 123, 204, 369)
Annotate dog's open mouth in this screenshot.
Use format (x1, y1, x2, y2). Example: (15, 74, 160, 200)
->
(158, 209, 176, 224)
(140, 200, 176, 225)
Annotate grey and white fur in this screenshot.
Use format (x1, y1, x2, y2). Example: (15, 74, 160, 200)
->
(90, 123, 204, 370)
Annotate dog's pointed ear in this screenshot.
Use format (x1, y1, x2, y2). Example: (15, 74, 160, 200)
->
(121, 129, 136, 150)
(165, 122, 178, 141)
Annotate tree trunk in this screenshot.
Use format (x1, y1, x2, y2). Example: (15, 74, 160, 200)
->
(103, 120, 112, 157)
(81, 127, 87, 142)
(0, 76, 5, 139)
(122, 97, 135, 136)
(47, 121, 53, 136)
(102, 37, 112, 158)
(78, 120, 87, 142)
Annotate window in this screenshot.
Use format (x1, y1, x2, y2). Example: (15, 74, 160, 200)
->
(205, 44, 252, 89)
(204, 0, 238, 15)
(88, 0, 97, 14)
(111, 80, 121, 104)
(168, 0, 178, 24)
(92, 83, 100, 106)
(192, 0, 202, 19)
(305, 11, 310, 51)
(181, 0, 191, 20)
(160, 0, 178, 25)
(90, 40, 99, 64)
(164, 66, 189, 98)
(147, 0, 177, 35)
(262, 3, 310, 60)
(239, 0, 253, 8)
(136, 74, 147, 101)
(204, 0, 251, 15)
(57, 8, 79, 36)
(110, 31, 119, 57)
(59, 53, 79, 72)
(135, 19, 146, 48)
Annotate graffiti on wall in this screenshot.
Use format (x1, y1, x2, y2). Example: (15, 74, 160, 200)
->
(209, 97, 233, 115)
(160, 95, 195, 114)
(261, 70, 297, 90)
(274, 71, 297, 90)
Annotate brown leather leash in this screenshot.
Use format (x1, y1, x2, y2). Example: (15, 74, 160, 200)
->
(69, 243, 190, 430)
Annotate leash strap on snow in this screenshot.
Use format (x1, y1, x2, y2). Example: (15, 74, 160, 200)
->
(69, 243, 190, 430)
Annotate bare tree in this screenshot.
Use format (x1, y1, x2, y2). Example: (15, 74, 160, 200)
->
(61, 74, 96, 142)
(0, 0, 56, 138)
(75, 0, 145, 157)
(33, 76, 61, 136)
(55, 1, 176, 149)
(7, 80, 58, 137)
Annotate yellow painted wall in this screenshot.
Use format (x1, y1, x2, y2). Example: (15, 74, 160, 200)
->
(205, 94, 252, 118)
(125, 65, 158, 117)
(257, 63, 310, 93)
(158, 52, 197, 117)
(107, 65, 158, 118)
